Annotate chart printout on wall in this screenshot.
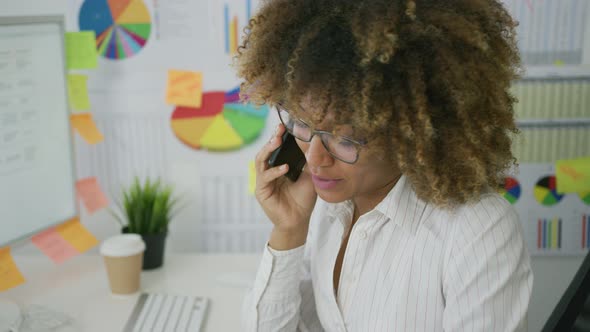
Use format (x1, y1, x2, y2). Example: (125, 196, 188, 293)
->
(507, 163, 590, 256)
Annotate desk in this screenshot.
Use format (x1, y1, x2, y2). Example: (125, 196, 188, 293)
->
(2, 254, 261, 332)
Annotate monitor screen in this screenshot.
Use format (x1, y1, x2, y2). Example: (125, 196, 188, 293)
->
(0, 15, 77, 247)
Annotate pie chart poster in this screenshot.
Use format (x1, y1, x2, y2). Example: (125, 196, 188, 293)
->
(510, 163, 590, 256)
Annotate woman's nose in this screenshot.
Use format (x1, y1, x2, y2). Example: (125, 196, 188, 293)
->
(304, 135, 334, 168)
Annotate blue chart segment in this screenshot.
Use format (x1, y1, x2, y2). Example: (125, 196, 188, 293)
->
(79, 0, 152, 60)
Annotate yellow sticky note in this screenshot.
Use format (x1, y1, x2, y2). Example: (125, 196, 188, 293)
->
(556, 156, 590, 193)
(65, 31, 98, 70)
(67, 74, 91, 111)
(70, 113, 104, 144)
(249, 161, 256, 195)
(0, 247, 26, 291)
(166, 70, 203, 108)
(55, 217, 98, 253)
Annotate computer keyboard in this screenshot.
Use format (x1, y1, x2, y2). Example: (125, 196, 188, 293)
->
(124, 293, 208, 332)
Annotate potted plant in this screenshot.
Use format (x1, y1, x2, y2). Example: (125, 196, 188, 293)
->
(111, 177, 180, 270)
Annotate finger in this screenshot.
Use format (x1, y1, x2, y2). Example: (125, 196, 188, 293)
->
(255, 124, 286, 173)
(258, 163, 289, 186)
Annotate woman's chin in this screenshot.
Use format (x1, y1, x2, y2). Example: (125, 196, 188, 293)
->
(317, 191, 348, 204)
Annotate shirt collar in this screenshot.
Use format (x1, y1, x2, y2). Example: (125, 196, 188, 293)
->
(325, 174, 428, 234)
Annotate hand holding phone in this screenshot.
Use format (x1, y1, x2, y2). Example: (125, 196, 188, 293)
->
(268, 132, 306, 181)
(255, 124, 317, 250)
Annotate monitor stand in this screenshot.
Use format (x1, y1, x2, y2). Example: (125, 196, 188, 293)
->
(0, 300, 21, 331)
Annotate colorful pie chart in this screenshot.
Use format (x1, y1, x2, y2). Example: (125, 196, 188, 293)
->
(171, 87, 269, 151)
(79, 0, 152, 60)
(500, 177, 521, 204)
(534, 175, 564, 206)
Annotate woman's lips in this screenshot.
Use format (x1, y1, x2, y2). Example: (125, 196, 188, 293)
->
(311, 175, 342, 190)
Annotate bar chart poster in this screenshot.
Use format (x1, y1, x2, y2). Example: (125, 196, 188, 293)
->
(508, 163, 590, 256)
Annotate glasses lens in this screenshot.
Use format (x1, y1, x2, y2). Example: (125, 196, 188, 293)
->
(278, 108, 312, 141)
(322, 134, 359, 163)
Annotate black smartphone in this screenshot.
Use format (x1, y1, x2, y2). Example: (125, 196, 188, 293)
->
(268, 132, 306, 182)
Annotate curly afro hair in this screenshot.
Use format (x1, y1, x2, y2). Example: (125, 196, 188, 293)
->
(234, 0, 522, 208)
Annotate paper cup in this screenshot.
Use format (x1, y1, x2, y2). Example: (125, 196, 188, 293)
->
(100, 234, 145, 295)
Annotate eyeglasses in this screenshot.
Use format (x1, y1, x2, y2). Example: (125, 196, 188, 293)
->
(276, 104, 365, 164)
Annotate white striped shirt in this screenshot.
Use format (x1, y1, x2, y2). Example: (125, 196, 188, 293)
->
(242, 175, 533, 331)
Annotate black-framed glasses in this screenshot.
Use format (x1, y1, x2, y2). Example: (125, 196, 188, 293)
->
(276, 105, 366, 164)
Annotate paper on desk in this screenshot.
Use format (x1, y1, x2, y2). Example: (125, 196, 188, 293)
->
(65, 31, 98, 70)
(556, 156, 590, 193)
(76, 177, 109, 214)
(70, 113, 104, 144)
(166, 70, 203, 107)
(249, 160, 256, 195)
(0, 247, 26, 291)
(67, 74, 91, 111)
(31, 228, 79, 264)
(55, 217, 98, 253)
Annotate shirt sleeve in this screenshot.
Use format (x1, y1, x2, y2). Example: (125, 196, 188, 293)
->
(241, 232, 324, 331)
(442, 194, 534, 332)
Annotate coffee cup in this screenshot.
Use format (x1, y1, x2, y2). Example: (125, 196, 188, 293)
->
(100, 234, 145, 295)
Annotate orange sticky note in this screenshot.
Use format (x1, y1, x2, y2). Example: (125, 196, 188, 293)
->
(0, 247, 26, 291)
(249, 161, 256, 195)
(76, 177, 109, 214)
(55, 217, 98, 253)
(31, 228, 79, 264)
(166, 70, 203, 108)
(70, 113, 104, 144)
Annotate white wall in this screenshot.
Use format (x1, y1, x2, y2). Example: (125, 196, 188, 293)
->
(2, 1, 589, 331)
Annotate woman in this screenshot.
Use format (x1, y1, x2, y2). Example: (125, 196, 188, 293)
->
(235, 0, 533, 331)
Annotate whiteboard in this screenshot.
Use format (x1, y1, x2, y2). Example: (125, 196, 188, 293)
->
(0, 16, 77, 247)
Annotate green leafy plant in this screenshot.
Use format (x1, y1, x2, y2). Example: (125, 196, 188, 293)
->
(111, 177, 180, 234)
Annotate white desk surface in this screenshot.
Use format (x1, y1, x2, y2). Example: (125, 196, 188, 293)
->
(2, 254, 262, 332)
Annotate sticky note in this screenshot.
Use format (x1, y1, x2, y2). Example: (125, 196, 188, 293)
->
(76, 177, 109, 214)
(249, 161, 256, 195)
(67, 74, 91, 111)
(166, 70, 203, 108)
(65, 31, 98, 70)
(556, 157, 590, 194)
(0, 247, 26, 291)
(31, 228, 79, 264)
(55, 217, 98, 253)
(70, 113, 104, 144)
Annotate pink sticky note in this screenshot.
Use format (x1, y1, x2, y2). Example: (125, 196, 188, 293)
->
(76, 177, 109, 214)
(31, 228, 79, 264)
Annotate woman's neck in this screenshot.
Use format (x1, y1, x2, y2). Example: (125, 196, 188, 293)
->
(352, 173, 401, 222)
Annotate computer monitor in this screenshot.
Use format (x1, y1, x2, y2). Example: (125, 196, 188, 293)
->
(0, 14, 77, 329)
(542, 249, 590, 332)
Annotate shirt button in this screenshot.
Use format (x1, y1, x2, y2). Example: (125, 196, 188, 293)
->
(358, 231, 367, 239)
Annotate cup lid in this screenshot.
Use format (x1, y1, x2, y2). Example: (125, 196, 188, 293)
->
(100, 234, 145, 257)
